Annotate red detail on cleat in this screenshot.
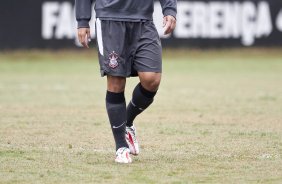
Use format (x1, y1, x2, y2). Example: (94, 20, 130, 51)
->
(128, 133, 136, 154)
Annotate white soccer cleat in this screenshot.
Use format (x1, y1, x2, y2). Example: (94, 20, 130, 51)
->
(115, 147, 132, 164)
(125, 125, 140, 155)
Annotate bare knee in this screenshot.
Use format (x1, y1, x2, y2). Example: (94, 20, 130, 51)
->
(107, 76, 126, 92)
(139, 72, 161, 92)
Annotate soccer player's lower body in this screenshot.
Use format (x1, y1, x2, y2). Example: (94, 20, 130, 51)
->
(95, 18, 162, 163)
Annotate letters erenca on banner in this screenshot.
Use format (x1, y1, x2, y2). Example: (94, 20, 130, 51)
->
(0, 0, 282, 49)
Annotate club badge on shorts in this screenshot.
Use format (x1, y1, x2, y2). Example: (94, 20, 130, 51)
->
(108, 51, 119, 69)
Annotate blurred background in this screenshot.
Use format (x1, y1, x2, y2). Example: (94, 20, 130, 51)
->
(1, 0, 282, 49)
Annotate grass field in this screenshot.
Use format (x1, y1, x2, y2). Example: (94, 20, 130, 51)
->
(0, 49, 282, 184)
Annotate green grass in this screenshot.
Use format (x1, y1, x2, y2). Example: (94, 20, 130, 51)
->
(0, 49, 282, 184)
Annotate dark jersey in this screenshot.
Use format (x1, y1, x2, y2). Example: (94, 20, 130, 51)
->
(75, 0, 177, 28)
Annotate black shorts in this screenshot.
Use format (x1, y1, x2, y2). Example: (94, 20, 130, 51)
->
(95, 18, 162, 77)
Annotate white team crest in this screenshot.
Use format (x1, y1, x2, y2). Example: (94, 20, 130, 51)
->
(109, 51, 119, 69)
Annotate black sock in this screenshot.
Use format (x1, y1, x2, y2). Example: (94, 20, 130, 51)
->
(106, 91, 128, 150)
(126, 83, 157, 127)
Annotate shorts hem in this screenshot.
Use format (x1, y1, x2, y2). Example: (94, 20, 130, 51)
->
(100, 70, 130, 78)
(135, 69, 162, 74)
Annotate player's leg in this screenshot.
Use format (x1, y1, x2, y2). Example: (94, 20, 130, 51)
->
(126, 20, 162, 155)
(106, 75, 127, 150)
(95, 19, 132, 163)
(106, 76, 131, 163)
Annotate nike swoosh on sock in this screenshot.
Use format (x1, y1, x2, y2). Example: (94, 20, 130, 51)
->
(113, 121, 126, 129)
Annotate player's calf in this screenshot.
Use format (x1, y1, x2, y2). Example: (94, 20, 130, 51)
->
(126, 82, 157, 127)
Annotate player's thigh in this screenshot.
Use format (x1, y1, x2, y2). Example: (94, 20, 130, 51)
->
(133, 21, 162, 75)
(95, 19, 130, 77)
